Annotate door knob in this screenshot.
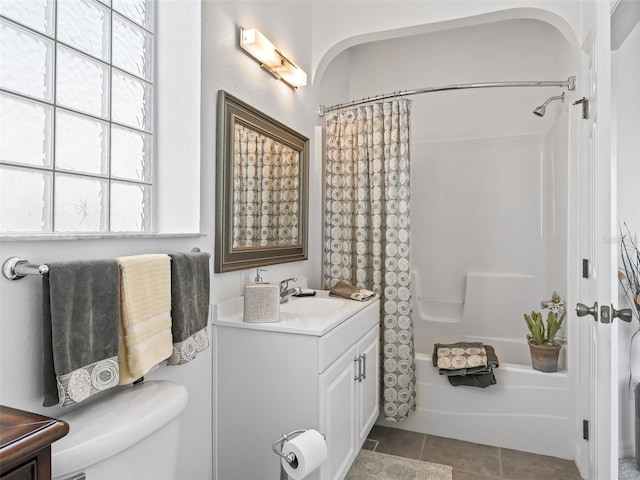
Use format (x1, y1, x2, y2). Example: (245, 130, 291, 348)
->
(576, 302, 598, 321)
(612, 305, 633, 323)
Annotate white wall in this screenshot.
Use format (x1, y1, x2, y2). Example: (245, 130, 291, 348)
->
(200, 2, 322, 477)
(613, 18, 640, 459)
(310, 1, 582, 83)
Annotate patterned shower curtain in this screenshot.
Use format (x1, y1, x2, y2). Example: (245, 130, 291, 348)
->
(233, 124, 300, 247)
(323, 99, 416, 422)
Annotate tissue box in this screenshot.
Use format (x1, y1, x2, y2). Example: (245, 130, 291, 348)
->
(244, 284, 280, 323)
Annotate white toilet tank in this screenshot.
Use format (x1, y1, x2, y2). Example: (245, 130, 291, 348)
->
(51, 380, 188, 480)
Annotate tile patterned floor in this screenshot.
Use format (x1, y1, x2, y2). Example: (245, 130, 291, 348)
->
(365, 425, 583, 480)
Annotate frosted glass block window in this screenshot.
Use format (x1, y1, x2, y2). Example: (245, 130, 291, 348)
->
(112, 70, 152, 131)
(56, 110, 109, 175)
(113, 14, 152, 80)
(57, 45, 110, 118)
(0, 0, 154, 233)
(112, 0, 153, 31)
(110, 181, 149, 232)
(0, 92, 53, 167)
(0, 0, 54, 36)
(54, 174, 108, 232)
(57, 0, 110, 61)
(0, 166, 52, 232)
(111, 125, 151, 182)
(0, 19, 54, 101)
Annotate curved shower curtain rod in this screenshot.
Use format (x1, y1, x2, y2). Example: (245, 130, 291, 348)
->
(317, 75, 576, 116)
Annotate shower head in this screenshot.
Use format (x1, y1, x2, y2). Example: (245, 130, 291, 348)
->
(533, 92, 565, 117)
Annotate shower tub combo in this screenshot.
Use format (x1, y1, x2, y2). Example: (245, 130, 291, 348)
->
(389, 105, 572, 459)
(393, 97, 573, 459)
(319, 11, 577, 463)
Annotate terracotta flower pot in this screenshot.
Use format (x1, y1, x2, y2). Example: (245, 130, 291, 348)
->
(528, 340, 561, 372)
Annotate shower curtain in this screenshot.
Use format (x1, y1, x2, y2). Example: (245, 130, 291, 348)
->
(233, 123, 300, 247)
(323, 99, 416, 422)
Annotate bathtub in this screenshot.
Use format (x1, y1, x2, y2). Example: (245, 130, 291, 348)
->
(390, 353, 573, 459)
(385, 272, 573, 460)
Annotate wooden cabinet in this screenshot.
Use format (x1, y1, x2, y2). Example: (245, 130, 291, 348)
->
(214, 297, 380, 480)
(0, 406, 69, 480)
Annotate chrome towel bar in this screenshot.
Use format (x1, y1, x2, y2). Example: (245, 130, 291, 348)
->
(2, 257, 49, 280)
(3, 248, 203, 281)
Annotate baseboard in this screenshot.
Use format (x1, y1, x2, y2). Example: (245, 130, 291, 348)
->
(620, 439, 636, 459)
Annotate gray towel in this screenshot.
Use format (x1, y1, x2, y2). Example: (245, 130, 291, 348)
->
(167, 252, 211, 365)
(42, 260, 120, 407)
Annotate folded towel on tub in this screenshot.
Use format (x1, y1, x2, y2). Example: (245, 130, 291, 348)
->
(433, 341, 488, 371)
(446, 346, 499, 388)
(116, 254, 173, 384)
(42, 260, 120, 407)
(431, 343, 500, 388)
(167, 252, 211, 365)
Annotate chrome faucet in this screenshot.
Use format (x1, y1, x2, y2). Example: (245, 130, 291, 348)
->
(279, 277, 301, 303)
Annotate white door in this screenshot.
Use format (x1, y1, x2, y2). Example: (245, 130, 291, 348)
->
(573, 2, 618, 479)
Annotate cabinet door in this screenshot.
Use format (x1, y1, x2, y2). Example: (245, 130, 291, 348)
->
(318, 346, 358, 480)
(2, 459, 36, 480)
(356, 326, 380, 447)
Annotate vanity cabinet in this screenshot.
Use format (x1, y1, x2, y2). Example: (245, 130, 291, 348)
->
(0, 406, 69, 480)
(213, 295, 380, 480)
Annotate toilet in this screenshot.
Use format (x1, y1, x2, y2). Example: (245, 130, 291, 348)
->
(51, 380, 188, 480)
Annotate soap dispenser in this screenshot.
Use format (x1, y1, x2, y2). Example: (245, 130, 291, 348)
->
(243, 269, 280, 323)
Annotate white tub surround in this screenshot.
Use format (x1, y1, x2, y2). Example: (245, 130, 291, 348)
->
(213, 293, 380, 480)
(393, 353, 572, 459)
(401, 270, 572, 458)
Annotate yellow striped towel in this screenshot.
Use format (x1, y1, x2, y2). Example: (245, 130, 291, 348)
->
(116, 254, 173, 384)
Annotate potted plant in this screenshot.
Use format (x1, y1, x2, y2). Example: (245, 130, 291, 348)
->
(524, 292, 566, 372)
(619, 223, 640, 323)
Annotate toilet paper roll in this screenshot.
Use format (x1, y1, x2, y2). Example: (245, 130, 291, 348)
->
(281, 429, 327, 480)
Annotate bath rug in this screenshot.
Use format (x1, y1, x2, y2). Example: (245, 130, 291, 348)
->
(619, 457, 640, 480)
(345, 449, 453, 480)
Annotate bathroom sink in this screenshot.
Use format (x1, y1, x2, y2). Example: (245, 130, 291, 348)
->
(213, 290, 376, 336)
(280, 297, 345, 315)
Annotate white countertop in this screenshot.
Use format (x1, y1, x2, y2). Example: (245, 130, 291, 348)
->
(212, 290, 378, 336)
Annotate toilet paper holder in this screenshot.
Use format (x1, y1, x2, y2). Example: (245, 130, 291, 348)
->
(272, 429, 325, 480)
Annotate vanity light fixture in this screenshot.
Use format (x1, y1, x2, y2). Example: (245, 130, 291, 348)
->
(240, 27, 307, 89)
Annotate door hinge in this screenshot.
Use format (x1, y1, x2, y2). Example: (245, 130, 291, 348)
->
(573, 97, 590, 119)
(583, 419, 589, 441)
